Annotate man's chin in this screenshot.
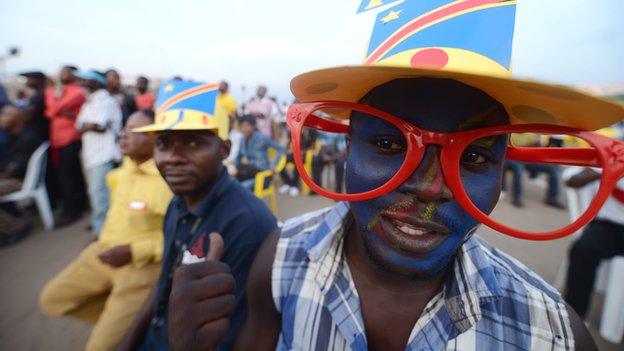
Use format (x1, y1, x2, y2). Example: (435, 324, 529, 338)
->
(168, 184, 196, 196)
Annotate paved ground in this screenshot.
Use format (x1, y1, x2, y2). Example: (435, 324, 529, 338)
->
(0, 186, 621, 350)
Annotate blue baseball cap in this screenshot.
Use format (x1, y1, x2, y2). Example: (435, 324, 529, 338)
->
(74, 70, 107, 86)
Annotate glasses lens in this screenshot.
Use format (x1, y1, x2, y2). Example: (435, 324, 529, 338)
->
(459, 131, 600, 236)
(295, 107, 407, 195)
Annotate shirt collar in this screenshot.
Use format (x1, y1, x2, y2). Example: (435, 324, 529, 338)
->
(304, 203, 504, 333)
(172, 168, 233, 218)
(304, 201, 350, 262)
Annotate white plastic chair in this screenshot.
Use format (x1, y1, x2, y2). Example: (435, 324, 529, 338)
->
(0, 142, 54, 231)
(555, 180, 624, 343)
(599, 256, 624, 343)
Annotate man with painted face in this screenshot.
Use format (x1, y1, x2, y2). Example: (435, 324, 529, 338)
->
(117, 81, 276, 351)
(167, 1, 624, 350)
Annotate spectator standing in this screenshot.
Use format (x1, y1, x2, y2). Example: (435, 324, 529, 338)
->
(217, 80, 238, 120)
(105, 69, 137, 126)
(134, 76, 155, 110)
(244, 85, 274, 138)
(75, 70, 122, 235)
(0, 105, 45, 244)
(501, 133, 564, 208)
(45, 65, 87, 226)
(40, 111, 172, 350)
(19, 71, 49, 140)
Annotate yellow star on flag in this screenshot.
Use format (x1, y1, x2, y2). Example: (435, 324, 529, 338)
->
(380, 9, 402, 24)
(365, 0, 384, 10)
(164, 84, 174, 92)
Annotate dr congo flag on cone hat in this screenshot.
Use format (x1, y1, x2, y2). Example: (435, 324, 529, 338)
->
(133, 80, 229, 140)
(291, 0, 623, 130)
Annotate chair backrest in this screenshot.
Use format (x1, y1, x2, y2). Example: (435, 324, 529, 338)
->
(20, 142, 49, 192)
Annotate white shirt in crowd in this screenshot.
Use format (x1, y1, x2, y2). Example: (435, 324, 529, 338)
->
(562, 167, 624, 226)
(226, 129, 243, 164)
(75, 89, 122, 169)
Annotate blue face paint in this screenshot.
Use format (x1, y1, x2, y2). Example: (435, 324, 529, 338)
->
(347, 78, 509, 278)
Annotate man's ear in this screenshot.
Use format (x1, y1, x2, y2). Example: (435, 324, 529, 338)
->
(220, 139, 231, 160)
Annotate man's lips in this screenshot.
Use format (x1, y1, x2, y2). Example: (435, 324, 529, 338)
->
(378, 208, 451, 254)
(164, 170, 193, 184)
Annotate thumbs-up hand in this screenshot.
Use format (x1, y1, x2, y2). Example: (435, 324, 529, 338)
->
(169, 233, 236, 351)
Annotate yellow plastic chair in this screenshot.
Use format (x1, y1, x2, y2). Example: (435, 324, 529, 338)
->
(254, 148, 287, 215)
(284, 149, 315, 196)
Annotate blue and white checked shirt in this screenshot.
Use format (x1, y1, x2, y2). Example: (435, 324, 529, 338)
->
(272, 202, 574, 350)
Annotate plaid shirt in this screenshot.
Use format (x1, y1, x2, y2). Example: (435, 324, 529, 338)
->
(272, 202, 574, 350)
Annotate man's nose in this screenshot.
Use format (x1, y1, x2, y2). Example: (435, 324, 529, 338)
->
(165, 143, 188, 164)
(399, 146, 453, 203)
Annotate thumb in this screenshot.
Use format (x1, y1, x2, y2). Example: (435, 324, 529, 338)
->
(206, 232, 225, 261)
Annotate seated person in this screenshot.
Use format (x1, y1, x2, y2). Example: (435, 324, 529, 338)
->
(502, 133, 563, 208)
(312, 131, 347, 193)
(278, 129, 317, 197)
(0, 104, 45, 244)
(234, 114, 284, 191)
(39, 110, 173, 350)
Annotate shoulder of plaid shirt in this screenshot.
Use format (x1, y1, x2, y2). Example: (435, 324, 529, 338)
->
(97, 157, 173, 267)
(233, 202, 596, 351)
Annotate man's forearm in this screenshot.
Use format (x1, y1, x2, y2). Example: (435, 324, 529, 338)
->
(566, 169, 601, 188)
(117, 288, 156, 351)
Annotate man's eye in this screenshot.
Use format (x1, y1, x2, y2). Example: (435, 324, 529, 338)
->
(460, 147, 493, 166)
(372, 138, 405, 152)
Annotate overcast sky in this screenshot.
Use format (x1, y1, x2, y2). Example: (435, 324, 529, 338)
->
(1, 0, 622, 102)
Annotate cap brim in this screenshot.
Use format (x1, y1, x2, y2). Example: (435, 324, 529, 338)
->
(132, 123, 219, 133)
(291, 65, 624, 130)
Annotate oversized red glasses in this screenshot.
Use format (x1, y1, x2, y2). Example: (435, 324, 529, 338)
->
(287, 101, 624, 241)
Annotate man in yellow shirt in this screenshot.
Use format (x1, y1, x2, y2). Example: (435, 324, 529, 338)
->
(39, 110, 173, 350)
(217, 80, 238, 120)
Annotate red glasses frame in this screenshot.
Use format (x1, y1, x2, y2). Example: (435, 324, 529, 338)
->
(287, 101, 624, 241)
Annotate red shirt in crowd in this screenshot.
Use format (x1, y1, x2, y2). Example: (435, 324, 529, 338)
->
(44, 82, 86, 149)
(134, 93, 155, 110)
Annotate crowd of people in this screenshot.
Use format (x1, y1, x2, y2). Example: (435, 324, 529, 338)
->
(0, 66, 353, 240)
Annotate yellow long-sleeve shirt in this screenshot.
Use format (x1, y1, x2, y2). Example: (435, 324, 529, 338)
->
(98, 157, 173, 267)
